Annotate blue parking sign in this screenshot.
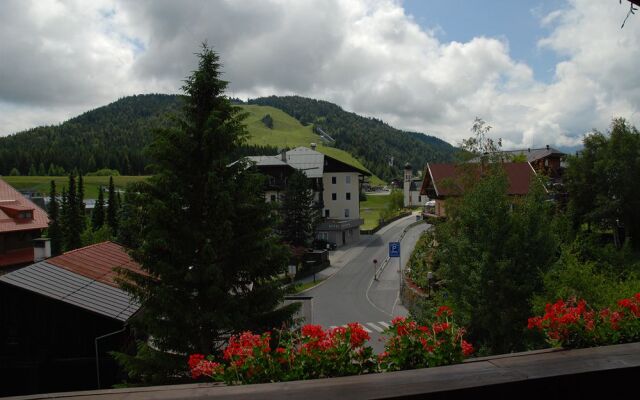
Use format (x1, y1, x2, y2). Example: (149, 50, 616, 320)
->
(389, 242, 400, 257)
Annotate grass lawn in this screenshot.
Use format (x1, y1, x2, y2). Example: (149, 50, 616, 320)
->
(293, 279, 326, 293)
(2, 176, 148, 199)
(360, 194, 393, 230)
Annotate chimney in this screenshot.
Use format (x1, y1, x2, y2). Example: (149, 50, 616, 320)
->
(280, 149, 287, 163)
(33, 238, 51, 262)
(546, 144, 550, 150)
(528, 148, 530, 153)
(310, 143, 317, 151)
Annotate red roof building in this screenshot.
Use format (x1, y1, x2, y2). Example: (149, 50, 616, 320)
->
(0, 177, 49, 269)
(420, 162, 538, 217)
(0, 241, 143, 395)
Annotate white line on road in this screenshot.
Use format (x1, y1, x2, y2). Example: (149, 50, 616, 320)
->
(378, 321, 391, 329)
(366, 322, 385, 333)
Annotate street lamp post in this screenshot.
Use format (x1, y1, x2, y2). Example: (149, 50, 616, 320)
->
(427, 271, 433, 298)
(373, 259, 378, 280)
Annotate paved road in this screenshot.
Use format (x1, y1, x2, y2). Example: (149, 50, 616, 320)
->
(305, 214, 429, 353)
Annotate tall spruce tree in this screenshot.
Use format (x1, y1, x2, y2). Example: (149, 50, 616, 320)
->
(117, 44, 295, 382)
(92, 186, 106, 231)
(280, 169, 320, 247)
(62, 173, 83, 251)
(106, 176, 119, 233)
(77, 172, 86, 230)
(47, 180, 63, 256)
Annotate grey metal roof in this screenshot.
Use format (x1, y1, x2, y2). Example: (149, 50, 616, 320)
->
(0, 261, 140, 321)
(284, 147, 325, 178)
(246, 155, 289, 167)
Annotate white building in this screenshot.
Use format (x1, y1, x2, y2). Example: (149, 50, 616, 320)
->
(245, 145, 371, 247)
(403, 162, 425, 208)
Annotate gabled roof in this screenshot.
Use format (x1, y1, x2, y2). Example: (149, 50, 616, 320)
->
(284, 147, 371, 177)
(421, 162, 537, 197)
(246, 155, 291, 168)
(285, 147, 325, 178)
(0, 241, 142, 321)
(469, 147, 565, 164)
(0, 178, 49, 233)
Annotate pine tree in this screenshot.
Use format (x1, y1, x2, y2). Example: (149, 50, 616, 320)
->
(47, 180, 63, 256)
(116, 45, 295, 382)
(280, 169, 321, 248)
(92, 186, 106, 231)
(77, 172, 86, 230)
(62, 174, 82, 251)
(107, 176, 119, 234)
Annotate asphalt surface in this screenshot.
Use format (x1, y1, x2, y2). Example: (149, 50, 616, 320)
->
(305, 214, 430, 353)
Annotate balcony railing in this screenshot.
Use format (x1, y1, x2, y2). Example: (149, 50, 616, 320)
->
(8, 342, 639, 399)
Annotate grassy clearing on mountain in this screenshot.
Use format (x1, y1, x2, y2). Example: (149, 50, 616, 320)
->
(241, 105, 384, 186)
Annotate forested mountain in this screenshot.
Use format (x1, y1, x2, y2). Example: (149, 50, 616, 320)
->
(249, 96, 457, 180)
(0, 94, 182, 175)
(0, 94, 457, 181)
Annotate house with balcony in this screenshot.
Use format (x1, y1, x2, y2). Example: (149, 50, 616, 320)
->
(245, 145, 370, 247)
(0, 177, 49, 271)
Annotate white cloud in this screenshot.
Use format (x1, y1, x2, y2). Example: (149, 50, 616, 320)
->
(0, 0, 638, 153)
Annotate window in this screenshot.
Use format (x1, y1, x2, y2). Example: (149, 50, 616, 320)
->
(418, 195, 421, 203)
(270, 194, 276, 202)
(346, 192, 351, 200)
(325, 209, 330, 217)
(344, 208, 350, 218)
(346, 175, 351, 184)
(331, 176, 337, 184)
(19, 211, 32, 219)
(332, 193, 337, 200)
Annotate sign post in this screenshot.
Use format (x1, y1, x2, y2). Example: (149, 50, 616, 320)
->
(389, 242, 401, 301)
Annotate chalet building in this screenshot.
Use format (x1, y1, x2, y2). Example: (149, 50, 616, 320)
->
(420, 162, 538, 218)
(403, 163, 425, 208)
(470, 145, 566, 179)
(245, 145, 371, 247)
(0, 177, 49, 271)
(0, 241, 142, 396)
(245, 154, 297, 203)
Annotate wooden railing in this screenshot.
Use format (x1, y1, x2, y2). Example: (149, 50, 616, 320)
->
(8, 342, 639, 399)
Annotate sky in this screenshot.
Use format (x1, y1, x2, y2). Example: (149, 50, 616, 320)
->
(1, 0, 639, 151)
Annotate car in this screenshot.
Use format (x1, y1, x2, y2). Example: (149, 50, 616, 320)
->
(312, 239, 337, 250)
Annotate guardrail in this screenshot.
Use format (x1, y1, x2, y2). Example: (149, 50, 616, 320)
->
(374, 218, 427, 280)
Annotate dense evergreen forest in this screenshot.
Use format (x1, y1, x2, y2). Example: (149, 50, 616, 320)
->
(0, 94, 456, 181)
(249, 96, 457, 180)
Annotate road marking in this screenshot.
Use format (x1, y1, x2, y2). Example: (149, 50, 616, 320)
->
(366, 322, 384, 333)
(361, 326, 372, 333)
(378, 321, 391, 329)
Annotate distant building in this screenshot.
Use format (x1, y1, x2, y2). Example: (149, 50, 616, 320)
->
(0, 241, 142, 396)
(420, 162, 538, 218)
(0, 178, 49, 271)
(244, 145, 371, 247)
(469, 145, 566, 180)
(403, 163, 425, 208)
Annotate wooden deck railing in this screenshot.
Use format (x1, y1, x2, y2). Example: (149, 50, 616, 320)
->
(7, 342, 640, 399)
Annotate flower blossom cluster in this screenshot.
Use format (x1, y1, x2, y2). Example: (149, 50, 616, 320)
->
(528, 293, 640, 348)
(188, 306, 475, 385)
(379, 307, 473, 371)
